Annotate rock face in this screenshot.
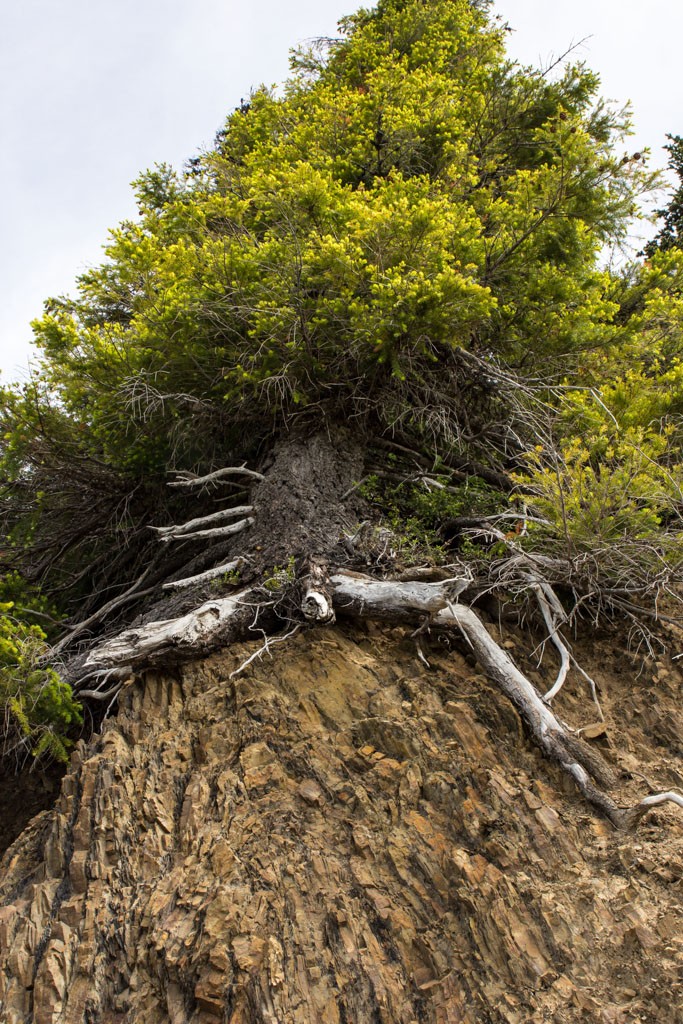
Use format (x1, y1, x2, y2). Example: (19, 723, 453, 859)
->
(1, 625, 682, 1023)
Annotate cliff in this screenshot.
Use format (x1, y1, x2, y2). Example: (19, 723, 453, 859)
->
(1, 622, 682, 1023)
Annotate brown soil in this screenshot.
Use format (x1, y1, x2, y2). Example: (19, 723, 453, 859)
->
(0, 618, 682, 1023)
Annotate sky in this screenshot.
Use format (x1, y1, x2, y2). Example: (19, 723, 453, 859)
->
(1, 0, 681, 380)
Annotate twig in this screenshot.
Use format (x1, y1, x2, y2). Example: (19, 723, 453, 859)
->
(52, 567, 159, 657)
(229, 625, 301, 679)
(569, 654, 604, 721)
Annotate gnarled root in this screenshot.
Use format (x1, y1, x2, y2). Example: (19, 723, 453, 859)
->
(69, 566, 682, 832)
(81, 588, 258, 674)
(298, 558, 335, 624)
(330, 572, 683, 831)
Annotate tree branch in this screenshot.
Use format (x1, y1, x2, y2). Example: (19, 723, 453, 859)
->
(168, 467, 265, 488)
(152, 506, 254, 541)
(155, 517, 255, 542)
(162, 557, 247, 591)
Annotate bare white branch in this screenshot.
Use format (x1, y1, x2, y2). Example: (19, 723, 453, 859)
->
(157, 517, 255, 543)
(331, 573, 470, 616)
(152, 507, 254, 540)
(162, 557, 246, 591)
(635, 791, 683, 811)
(533, 583, 571, 702)
(169, 466, 265, 488)
(83, 591, 251, 670)
(621, 791, 683, 830)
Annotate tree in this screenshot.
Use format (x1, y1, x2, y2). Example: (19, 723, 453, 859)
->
(6, 3, 683, 1020)
(1, 0, 682, 818)
(645, 133, 683, 255)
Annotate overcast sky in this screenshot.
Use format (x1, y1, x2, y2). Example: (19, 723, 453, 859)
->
(1, 0, 681, 380)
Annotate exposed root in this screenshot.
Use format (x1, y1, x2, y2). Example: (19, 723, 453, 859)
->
(73, 665, 131, 698)
(229, 625, 301, 680)
(82, 589, 256, 672)
(531, 581, 570, 702)
(569, 654, 604, 721)
(329, 572, 683, 831)
(415, 638, 431, 668)
(467, 523, 604, 712)
(77, 683, 124, 701)
(67, 560, 682, 832)
(620, 791, 683, 829)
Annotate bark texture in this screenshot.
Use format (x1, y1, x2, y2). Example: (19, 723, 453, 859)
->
(249, 427, 365, 564)
(2, 626, 683, 1024)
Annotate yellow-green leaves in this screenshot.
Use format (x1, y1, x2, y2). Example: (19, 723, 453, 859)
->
(21, 0, 657, 457)
(0, 598, 81, 763)
(521, 430, 682, 545)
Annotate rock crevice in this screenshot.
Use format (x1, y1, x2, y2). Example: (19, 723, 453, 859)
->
(1, 627, 683, 1023)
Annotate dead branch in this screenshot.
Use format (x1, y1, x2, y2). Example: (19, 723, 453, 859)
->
(155, 517, 255, 543)
(152, 506, 254, 541)
(162, 557, 247, 590)
(528, 579, 570, 702)
(169, 467, 265, 489)
(621, 791, 683, 829)
(79, 589, 260, 677)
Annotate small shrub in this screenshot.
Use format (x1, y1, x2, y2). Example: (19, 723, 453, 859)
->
(360, 475, 506, 563)
(0, 601, 82, 764)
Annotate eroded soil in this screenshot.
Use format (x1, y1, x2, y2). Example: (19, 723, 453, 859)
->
(0, 618, 682, 1023)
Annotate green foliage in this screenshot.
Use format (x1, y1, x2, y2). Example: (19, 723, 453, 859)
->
(0, 594, 82, 763)
(494, 235, 683, 604)
(263, 557, 297, 592)
(0, 0, 677, 631)
(521, 432, 682, 546)
(20, 0, 654, 461)
(210, 568, 242, 589)
(361, 474, 506, 561)
(0, 572, 62, 638)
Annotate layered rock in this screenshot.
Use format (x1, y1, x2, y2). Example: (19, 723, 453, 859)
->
(1, 625, 682, 1023)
